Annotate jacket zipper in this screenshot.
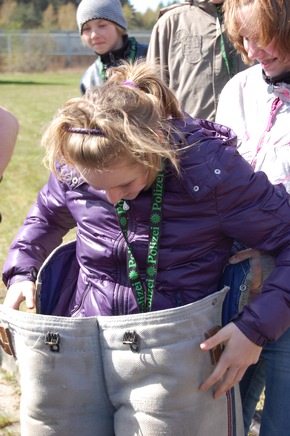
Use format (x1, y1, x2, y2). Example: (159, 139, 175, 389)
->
(266, 97, 283, 132)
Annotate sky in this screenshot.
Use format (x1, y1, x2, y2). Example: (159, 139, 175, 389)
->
(130, 1, 164, 14)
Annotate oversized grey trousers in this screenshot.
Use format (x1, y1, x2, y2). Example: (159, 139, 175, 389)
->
(0, 288, 243, 436)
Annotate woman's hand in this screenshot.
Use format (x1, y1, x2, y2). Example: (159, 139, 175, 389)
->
(3, 281, 36, 310)
(199, 322, 262, 398)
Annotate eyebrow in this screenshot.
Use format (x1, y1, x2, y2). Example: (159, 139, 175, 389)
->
(118, 180, 134, 188)
(86, 178, 134, 191)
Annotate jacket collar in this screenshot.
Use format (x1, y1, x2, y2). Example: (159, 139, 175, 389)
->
(262, 69, 290, 102)
(99, 35, 130, 65)
(263, 69, 290, 86)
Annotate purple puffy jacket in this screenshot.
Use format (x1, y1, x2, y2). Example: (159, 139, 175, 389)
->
(3, 117, 290, 346)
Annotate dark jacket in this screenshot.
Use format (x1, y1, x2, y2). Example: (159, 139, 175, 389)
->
(80, 36, 148, 94)
(3, 118, 290, 346)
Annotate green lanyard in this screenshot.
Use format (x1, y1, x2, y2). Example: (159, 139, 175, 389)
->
(115, 166, 165, 313)
(216, 5, 236, 79)
(99, 37, 137, 81)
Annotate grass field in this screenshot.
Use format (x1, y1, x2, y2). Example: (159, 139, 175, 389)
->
(0, 70, 81, 296)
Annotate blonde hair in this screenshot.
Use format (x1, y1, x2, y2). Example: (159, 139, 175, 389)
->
(42, 61, 184, 179)
(116, 24, 127, 37)
(224, 0, 290, 64)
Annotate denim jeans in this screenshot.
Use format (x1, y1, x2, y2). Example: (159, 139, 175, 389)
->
(240, 328, 290, 436)
(220, 257, 290, 436)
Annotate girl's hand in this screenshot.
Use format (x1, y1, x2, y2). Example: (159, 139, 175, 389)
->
(3, 281, 36, 310)
(229, 248, 263, 294)
(229, 248, 261, 264)
(199, 322, 262, 398)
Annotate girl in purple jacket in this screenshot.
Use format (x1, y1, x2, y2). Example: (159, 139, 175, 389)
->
(1, 61, 290, 436)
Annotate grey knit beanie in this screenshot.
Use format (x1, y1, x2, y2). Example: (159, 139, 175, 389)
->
(77, 0, 128, 34)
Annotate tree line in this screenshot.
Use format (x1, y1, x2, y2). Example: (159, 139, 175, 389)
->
(0, 0, 176, 31)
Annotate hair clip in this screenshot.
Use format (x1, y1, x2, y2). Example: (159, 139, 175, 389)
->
(122, 81, 138, 88)
(67, 127, 103, 135)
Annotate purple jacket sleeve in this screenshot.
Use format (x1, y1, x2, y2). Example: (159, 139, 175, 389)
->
(2, 172, 76, 288)
(217, 145, 290, 346)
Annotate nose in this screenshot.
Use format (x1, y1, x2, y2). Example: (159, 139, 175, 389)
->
(244, 38, 264, 61)
(106, 188, 124, 205)
(90, 28, 100, 38)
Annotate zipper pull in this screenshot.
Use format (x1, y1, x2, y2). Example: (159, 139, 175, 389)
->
(266, 98, 282, 132)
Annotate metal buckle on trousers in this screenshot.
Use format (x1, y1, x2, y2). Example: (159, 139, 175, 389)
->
(0, 324, 15, 357)
(123, 330, 140, 353)
(44, 332, 60, 352)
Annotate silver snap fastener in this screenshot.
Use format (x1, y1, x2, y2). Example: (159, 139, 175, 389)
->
(239, 284, 247, 292)
(214, 169, 221, 175)
(72, 177, 78, 184)
(193, 185, 200, 192)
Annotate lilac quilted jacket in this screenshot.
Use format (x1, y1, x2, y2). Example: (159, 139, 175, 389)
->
(3, 117, 290, 346)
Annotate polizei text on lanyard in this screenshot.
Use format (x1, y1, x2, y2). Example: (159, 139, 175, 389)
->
(115, 166, 165, 313)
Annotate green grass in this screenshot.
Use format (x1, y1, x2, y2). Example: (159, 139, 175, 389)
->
(0, 71, 81, 296)
(0, 414, 16, 429)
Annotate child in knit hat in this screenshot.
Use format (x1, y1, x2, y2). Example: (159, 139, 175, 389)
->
(76, 0, 148, 94)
